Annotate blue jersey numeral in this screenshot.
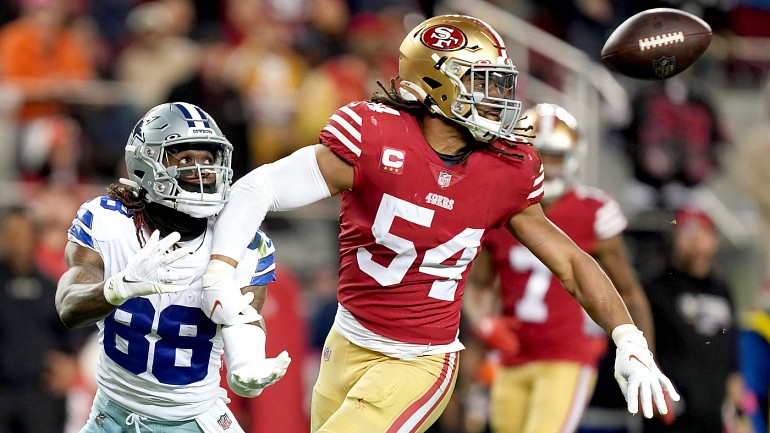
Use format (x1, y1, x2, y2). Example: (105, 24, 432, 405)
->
(103, 299, 217, 385)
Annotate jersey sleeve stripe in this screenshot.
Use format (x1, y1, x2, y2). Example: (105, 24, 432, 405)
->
(329, 113, 362, 142)
(533, 171, 544, 187)
(249, 266, 276, 286)
(255, 253, 275, 273)
(68, 224, 94, 248)
(76, 208, 94, 228)
(339, 105, 363, 125)
(527, 184, 544, 200)
(323, 124, 362, 157)
(594, 200, 628, 239)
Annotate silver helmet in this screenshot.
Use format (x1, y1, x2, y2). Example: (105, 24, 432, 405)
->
(124, 102, 234, 218)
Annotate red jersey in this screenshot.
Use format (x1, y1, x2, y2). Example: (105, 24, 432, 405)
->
(319, 101, 543, 345)
(482, 185, 628, 366)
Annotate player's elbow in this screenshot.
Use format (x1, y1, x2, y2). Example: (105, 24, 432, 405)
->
(56, 297, 94, 329)
(57, 304, 81, 329)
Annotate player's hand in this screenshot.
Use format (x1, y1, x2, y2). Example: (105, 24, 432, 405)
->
(475, 316, 521, 357)
(104, 230, 193, 305)
(612, 324, 680, 418)
(201, 259, 261, 325)
(228, 351, 292, 398)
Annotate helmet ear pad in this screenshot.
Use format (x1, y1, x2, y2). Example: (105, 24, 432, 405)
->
(123, 102, 234, 218)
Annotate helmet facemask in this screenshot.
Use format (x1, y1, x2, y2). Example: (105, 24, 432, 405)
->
(447, 60, 522, 142)
(155, 141, 233, 218)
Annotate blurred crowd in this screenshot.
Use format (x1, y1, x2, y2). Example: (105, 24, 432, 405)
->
(1, 0, 770, 432)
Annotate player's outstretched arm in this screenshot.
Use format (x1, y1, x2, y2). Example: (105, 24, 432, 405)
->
(205, 145, 351, 323)
(209, 145, 349, 268)
(506, 204, 679, 418)
(594, 235, 655, 350)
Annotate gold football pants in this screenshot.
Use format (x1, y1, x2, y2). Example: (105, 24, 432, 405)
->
(311, 328, 459, 433)
(491, 361, 597, 433)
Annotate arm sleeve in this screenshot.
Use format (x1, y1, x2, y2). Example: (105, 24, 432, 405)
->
(211, 145, 332, 261)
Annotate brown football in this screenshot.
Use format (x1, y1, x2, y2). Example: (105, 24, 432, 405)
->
(601, 8, 712, 80)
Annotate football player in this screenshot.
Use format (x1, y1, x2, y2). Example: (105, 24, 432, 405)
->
(465, 103, 656, 433)
(200, 15, 678, 433)
(55, 103, 290, 433)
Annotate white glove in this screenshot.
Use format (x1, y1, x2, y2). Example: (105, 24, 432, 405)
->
(613, 324, 680, 418)
(222, 324, 292, 398)
(104, 230, 193, 306)
(201, 259, 262, 325)
(229, 352, 292, 398)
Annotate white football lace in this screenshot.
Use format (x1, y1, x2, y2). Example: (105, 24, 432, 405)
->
(638, 32, 685, 51)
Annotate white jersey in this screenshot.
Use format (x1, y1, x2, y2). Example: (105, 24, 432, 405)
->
(67, 196, 276, 421)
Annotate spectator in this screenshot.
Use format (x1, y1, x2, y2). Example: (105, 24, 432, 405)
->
(166, 28, 251, 180)
(293, 0, 350, 68)
(0, 209, 85, 433)
(621, 74, 729, 211)
(115, 1, 199, 115)
(222, 0, 307, 166)
(642, 205, 739, 433)
(293, 11, 399, 147)
(0, 0, 94, 123)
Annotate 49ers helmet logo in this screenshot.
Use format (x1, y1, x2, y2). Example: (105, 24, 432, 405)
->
(421, 25, 466, 51)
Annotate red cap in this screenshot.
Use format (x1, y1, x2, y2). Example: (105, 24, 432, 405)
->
(675, 205, 714, 231)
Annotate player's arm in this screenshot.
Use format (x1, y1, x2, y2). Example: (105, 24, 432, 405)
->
(222, 282, 292, 398)
(210, 144, 351, 268)
(506, 203, 680, 418)
(56, 241, 113, 328)
(594, 234, 655, 351)
(506, 204, 632, 332)
(57, 230, 192, 328)
(241, 283, 267, 329)
(204, 144, 351, 326)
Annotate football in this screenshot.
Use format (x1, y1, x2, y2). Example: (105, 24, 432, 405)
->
(601, 8, 712, 80)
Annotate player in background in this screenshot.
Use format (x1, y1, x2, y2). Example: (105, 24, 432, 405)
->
(55, 103, 290, 433)
(199, 15, 678, 433)
(464, 103, 655, 433)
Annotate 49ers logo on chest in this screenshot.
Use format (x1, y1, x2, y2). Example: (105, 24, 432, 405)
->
(379, 147, 405, 175)
(421, 25, 467, 51)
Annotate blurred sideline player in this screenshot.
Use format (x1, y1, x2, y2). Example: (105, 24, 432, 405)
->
(55, 103, 290, 432)
(465, 104, 655, 433)
(199, 15, 678, 433)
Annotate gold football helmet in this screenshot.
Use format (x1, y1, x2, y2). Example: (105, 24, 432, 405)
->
(399, 14, 522, 142)
(519, 103, 583, 200)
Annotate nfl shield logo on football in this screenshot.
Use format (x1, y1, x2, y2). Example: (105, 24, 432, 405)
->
(218, 414, 232, 430)
(653, 56, 676, 78)
(437, 171, 452, 188)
